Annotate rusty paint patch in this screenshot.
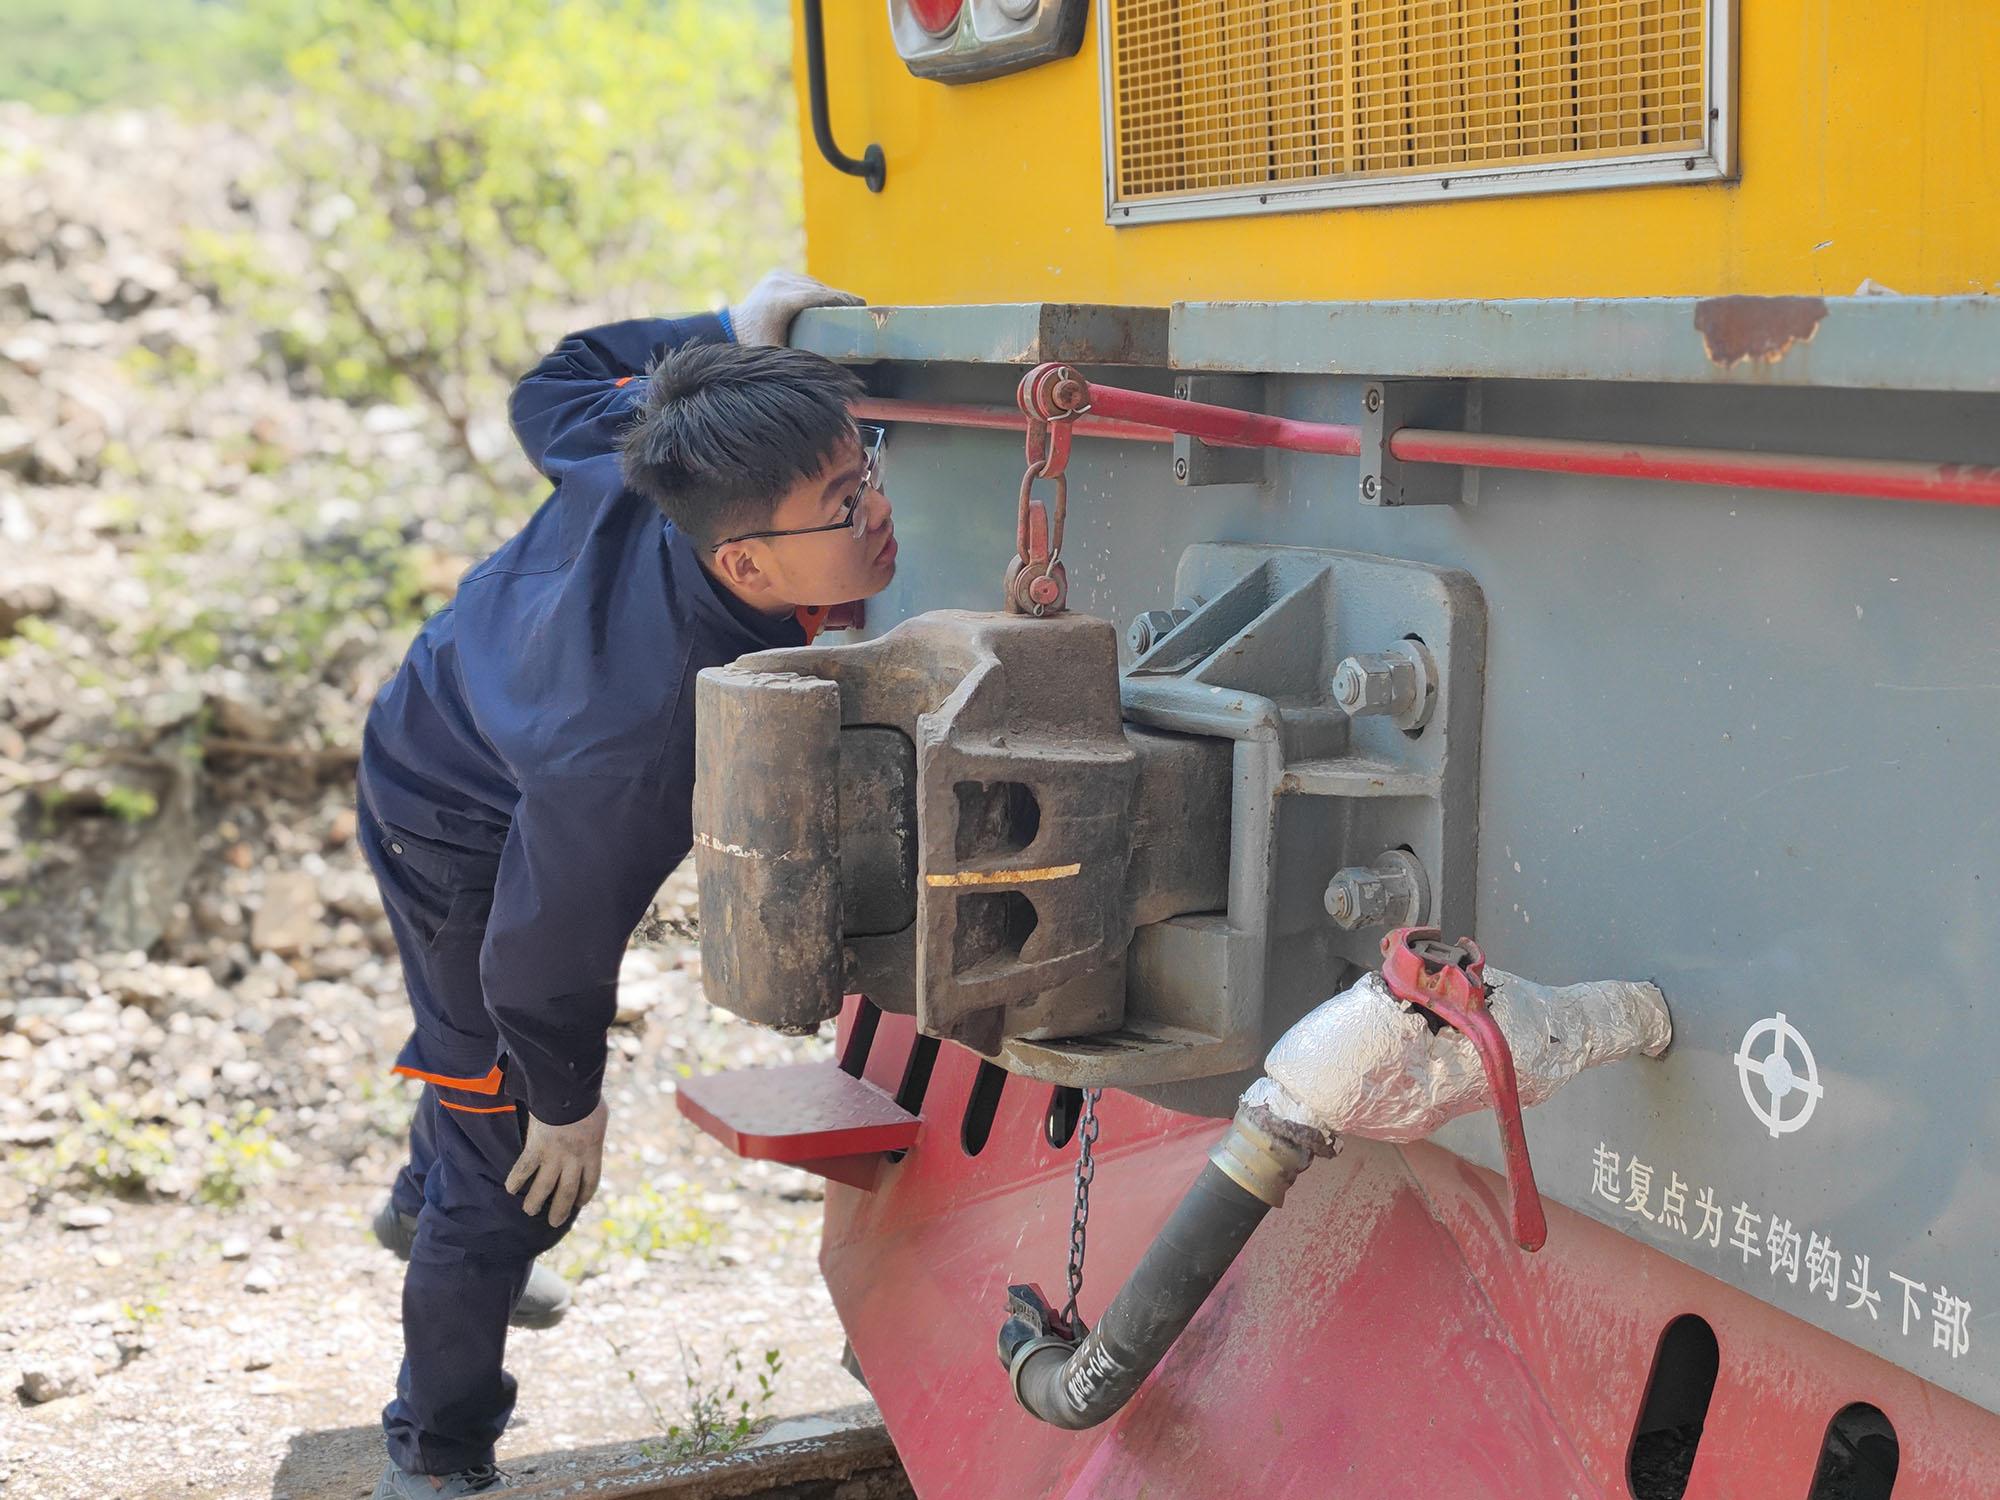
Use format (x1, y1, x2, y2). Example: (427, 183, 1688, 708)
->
(1041, 304, 1171, 367)
(1693, 295, 1828, 367)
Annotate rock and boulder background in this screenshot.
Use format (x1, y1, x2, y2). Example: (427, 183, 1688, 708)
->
(0, 10, 860, 1492)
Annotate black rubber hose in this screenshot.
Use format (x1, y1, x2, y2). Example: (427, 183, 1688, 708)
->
(1000, 1161, 1276, 1429)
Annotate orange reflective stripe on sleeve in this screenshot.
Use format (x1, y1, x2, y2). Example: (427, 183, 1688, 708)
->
(392, 1063, 504, 1095)
(439, 1100, 516, 1115)
(614, 375, 634, 387)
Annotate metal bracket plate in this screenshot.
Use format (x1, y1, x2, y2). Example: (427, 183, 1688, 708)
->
(1172, 374, 1268, 488)
(1360, 379, 1479, 507)
(1012, 542, 1488, 1114)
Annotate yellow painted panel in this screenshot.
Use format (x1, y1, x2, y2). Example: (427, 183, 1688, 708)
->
(794, 1, 2000, 301)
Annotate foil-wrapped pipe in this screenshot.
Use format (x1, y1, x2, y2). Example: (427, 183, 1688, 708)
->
(1241, 967, 1672, 1147)
(996, 963, 1669, 1428)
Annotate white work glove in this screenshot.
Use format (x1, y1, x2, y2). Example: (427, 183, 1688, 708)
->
(504, 1097, 608, 1228)
(730, 268, 864, 347)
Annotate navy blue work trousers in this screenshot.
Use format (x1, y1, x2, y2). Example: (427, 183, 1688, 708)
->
(357, 807, 574, 1475)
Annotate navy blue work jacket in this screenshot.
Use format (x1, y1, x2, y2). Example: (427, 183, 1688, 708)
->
(357, 312, 808, 1125)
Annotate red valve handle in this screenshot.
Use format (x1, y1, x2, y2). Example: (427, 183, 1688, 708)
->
(1380, 926, 1548, 1252)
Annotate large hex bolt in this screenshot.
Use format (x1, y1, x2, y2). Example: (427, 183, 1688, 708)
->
(1324, 850, 1430, 931)
(1330, 639, 1437, 730)
(1128, 608, 1191, 657)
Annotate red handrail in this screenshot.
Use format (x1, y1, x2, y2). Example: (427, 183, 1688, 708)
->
(854, 375, 2000, 511)
(851, 397, 1174, 445)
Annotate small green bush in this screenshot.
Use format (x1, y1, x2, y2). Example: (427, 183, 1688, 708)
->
(198, 1103, 292, 1207)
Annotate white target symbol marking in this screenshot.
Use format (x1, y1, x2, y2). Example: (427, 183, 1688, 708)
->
(1735, 1012, 1824, 1139)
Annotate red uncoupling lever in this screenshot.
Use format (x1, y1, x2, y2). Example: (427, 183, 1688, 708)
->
(1005, 364, 1086, 616)
(1380, 927, 1548, 1252)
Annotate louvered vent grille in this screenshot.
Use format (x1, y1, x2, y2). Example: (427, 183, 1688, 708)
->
(1107, 0, 1713, 213)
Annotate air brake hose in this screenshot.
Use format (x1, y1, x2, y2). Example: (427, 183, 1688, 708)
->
(993, 954, 1671, 1428)
(996, 1110, 1316, 1429)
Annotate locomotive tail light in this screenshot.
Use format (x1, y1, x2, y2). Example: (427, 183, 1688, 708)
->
(903, 0, 964, 35)
(889, 0, 1090, 85)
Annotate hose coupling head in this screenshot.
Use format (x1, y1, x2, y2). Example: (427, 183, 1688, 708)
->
(998, 1283, 1080, 1406)
(1208, 1109, 1315, 1209)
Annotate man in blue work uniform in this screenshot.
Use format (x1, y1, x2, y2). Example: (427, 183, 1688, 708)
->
(358, 271, 890, 1498)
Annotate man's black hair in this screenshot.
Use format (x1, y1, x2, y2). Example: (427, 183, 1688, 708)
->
(619, 342, 865, 544)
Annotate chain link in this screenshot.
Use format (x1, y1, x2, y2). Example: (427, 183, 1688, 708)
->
(1060, 1086, 1102, 1332)
(1007, 365, 1077, 617)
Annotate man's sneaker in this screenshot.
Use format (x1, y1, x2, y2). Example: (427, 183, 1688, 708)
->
(370, 1199, 420, 1258)
(371, 1461, 509, 1498)
(371, 1200, 573, 1330)
(508, 1261, 571, 1330)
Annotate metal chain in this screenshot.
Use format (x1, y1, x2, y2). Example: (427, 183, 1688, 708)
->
(1060, 1086, 1103, 1332)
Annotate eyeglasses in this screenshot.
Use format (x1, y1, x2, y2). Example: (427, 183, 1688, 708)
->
(711, 424, 886, 550)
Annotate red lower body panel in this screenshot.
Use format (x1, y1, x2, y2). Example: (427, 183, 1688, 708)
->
(823, 1009, 2000, 1500)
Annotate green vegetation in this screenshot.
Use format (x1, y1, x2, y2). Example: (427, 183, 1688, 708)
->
(51, 1097, 182, 1197)
(29, 1096, 294, 1203)
(11, 617, 61, 653)
(0, 0, 291, 113)
(196, 1103, 291, 1206)
(129, 499, 447, 677)
(102, 786, 161, 824)
(120, 1287, 167, 1326)
(556, 1179, 724, 1280)
(615, 1338, 785, 1461)
(27, 0, 803, 694)
(194, 0, 801, 488)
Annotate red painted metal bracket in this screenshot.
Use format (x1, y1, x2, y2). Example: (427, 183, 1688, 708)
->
(676, 1060, 921, 1191)
(1380, 926, 1549, 1252)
